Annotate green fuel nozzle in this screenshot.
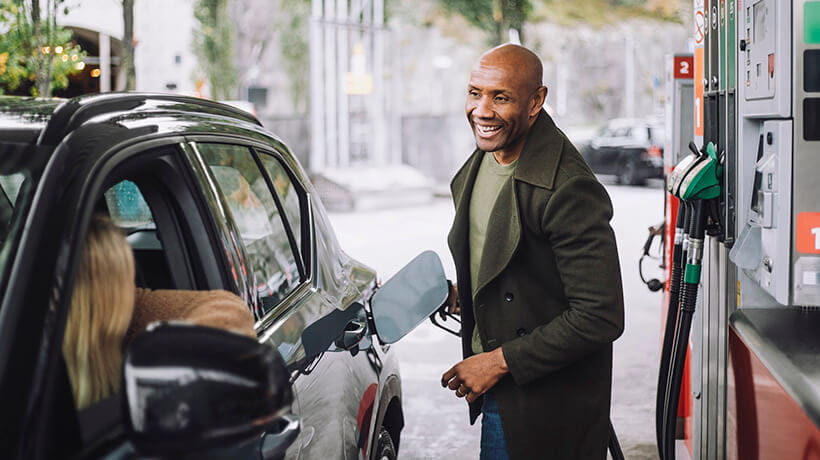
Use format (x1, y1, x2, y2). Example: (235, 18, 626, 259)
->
(672, 142, 723, 201)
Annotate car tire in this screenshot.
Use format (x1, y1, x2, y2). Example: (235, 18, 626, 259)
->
(374, 427, 397, 460)
(618, 160, 644, 186)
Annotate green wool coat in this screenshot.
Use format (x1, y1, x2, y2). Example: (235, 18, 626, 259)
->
(448, 110, 625, 459)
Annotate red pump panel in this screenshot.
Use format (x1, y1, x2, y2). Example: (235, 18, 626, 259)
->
(728, 329, 820, 459)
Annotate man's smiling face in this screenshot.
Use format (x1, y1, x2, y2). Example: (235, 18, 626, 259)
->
(465, 57, 538, 158)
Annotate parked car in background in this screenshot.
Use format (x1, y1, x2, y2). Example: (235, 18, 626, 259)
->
(580, 118, 664, 185)
(0, 94, 448, 459)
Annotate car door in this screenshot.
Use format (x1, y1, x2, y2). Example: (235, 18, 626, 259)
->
(185, 139, 386, 460)
(1, 130, 272, 458)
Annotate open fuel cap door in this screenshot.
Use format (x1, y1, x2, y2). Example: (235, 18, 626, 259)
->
(370, 251, 449, 344)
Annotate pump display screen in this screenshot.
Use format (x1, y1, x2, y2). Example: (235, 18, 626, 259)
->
(806, 50, 820, 92)
(805, 99, 820, 141)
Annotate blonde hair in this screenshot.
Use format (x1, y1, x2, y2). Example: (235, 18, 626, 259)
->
(62, 214, 136, 409)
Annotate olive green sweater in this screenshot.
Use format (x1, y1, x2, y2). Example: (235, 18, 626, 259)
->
(468, 151, 517, 354)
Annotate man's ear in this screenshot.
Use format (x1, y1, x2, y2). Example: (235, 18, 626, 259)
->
(530, 86, 548, 117)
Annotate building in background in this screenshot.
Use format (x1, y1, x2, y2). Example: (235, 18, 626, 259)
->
(59, 0, 199, 96)
(48, 0, 690, 207)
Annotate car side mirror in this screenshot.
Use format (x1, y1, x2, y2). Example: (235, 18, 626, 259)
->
(123, 322, 294, 457)
(370, 251, 449, 344)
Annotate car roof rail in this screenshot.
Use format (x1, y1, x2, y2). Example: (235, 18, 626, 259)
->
(38, 92, 263, 146)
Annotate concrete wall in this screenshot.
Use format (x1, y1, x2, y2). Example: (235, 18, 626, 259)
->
(401, 114, 474, 185)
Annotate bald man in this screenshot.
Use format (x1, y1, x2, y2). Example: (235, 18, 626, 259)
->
(440, 44, 624, 459)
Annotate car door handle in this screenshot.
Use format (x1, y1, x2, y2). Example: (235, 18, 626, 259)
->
(335, 319, 367, 350)
(261, 413, 300, 460)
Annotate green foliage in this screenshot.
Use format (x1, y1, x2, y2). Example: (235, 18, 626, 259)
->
(534, 0, 682, 26)
(193, 0, 238, 100)
(437, 0, 533, 45)
(0, 2, 27, 92)
(279, 0, 310, 113)
(0, 0, 86, 96)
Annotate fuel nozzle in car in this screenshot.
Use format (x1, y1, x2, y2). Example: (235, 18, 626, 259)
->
(658, 141, 723, 460)
(429, 280, 461, 337)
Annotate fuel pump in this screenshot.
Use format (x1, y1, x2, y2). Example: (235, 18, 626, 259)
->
(657, 0, 820, 458)
(658, 142, 722, 460)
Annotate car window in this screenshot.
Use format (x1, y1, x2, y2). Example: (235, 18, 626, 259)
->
(104, 180, 154, 228)
(613, 126, 632, 137)
(256, 152, 303, 259)
(195, 143, 301, 318)
(632, 127, 649, 142)
(650, 126, 665, 143)
(103, 180, 176, 291)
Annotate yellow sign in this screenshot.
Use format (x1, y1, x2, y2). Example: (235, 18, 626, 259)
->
(344, 73, 373, 95)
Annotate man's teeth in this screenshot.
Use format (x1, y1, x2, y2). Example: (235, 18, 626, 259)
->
(477, 125, 501, 135)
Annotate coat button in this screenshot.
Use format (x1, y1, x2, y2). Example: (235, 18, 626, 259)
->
(504, 292, 514, 302)
(516, 328, 526, 337)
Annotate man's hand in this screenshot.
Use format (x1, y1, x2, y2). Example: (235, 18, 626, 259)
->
(441, 347, 509, 403)
(439, 282, 460, 320)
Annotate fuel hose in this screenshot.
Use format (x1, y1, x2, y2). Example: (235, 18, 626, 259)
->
(659, 201, 693, 458)
(661, 200, 707, 460)
(655, 201, 687, 454)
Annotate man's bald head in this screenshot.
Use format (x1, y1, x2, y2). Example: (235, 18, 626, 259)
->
(464, 44, 548, 162)
(477, 44, 543, 94)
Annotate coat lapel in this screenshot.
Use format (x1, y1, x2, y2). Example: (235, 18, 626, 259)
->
(513, 110, 564, 190)
(448, 150, 484, 291)
(473, 176, 520, 298)
(472, 110, 564, 298)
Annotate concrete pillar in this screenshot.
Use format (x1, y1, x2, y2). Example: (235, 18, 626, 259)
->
(372, 0, 386, 166)
(99, 33, 111, 93)
(323, 0, 338, 169)
(624, 32, 635, 118)
(309, 0, 325, 171)
(337, 0, 350, 167)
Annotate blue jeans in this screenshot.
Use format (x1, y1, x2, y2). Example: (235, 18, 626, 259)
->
(480, 391, 510, 460)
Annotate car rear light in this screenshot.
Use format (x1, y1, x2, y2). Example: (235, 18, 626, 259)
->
(645, 146, 663, 158)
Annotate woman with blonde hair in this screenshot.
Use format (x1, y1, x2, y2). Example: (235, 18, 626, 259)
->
(62, 214, 136, 409)
(63, 214, 256, 409)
